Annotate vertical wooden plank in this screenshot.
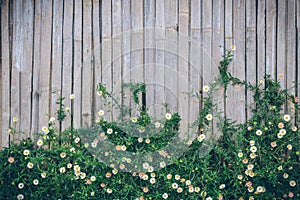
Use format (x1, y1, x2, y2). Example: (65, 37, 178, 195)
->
(286, 0, 296, 114)
(231, 0, 246, 123)
(82, 0, 93, 126)
(31, 0, 42, 135)
(1, 0, 10, 147)
(164, 0, 178, 113)
(277, 0, 286, 88)
(257, 0, 266, 81)
(297, 0, 300, 112)
(62, 0, 74, 129)
(101, 0, 112, 121)
(154, 0, 165, 118)
(39, 0, 52, 131)
(178, 0, 190, 136)
(225, 0, 233, 49)
(190, 0, 201, 129)
(246, 0, 257, 118)
(51, 0, 63, 128)
(93, 0, 102, 116)
(122, 0, 131, 119)
(73, 0, 82, 128)
(11, 1, 22, 139)
(112, 0, 122, 120)
(131, 0, 144, 115)
(144, 0, 156, 117)
(266, 0, 276, 78)
(20, 0, 34, 136)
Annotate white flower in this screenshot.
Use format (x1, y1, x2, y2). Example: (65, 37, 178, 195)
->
(283, 173, 289, 179)
(27, 162, 34, 169)
(277, 132, 283, 139)
(18, 183, 24, 189)
(177, 187, 183, 193)
(65, 107, 71, 112)
(172, 183, 178, 189)
(219, 184, 225, 189)
(17, 194, 24, 200)
(150, 177, 156, 184)
(70, 94, 75, 99)
(249, 140, 255, 146)
(185, 180, 191, 186)
(33, 179, 39, 185)
(289, 180, 296, 187)
(67, 163, 72, 169)
(107, 188, 112, 193)
(41, 172, 46, 178)
(148, 166, 154, 172)
(195, 187, 200, 193)
(162, 193, 168, 199)
(279, 129, 286, 135)
(49, 117, 55, 122)
(142, 174, 149, 180)
(23, 150, 30, 156)
(98, 110, 104, 116)
(197, 134, 206, 142)
(37, 139, 43, 147)
(155, 122, 161, 128)
(80, 172, 86, 179)
(97, 91, 103, 96)
(160, 161, 166, 168)
(70, 147, 75, 152)
(131, 117, 137, 123)
(175, 174, 180, 180)
(74, 137, 80, 144)
(60, 152, 66, 158)
(91, 176, 96, 181)
(250, 146, 257, 153)
(165, 113, 172, 120)
(107, 128, 113, 134)
(206, 197, 213, 200)
(249, 153, 256, 159)
(283, 114, 291, 122)
(143, 163, 149, 170)
(205, 114, 212, 121)
(203, 85, 209, 92)
(121, 145, 127, 151)
(255, 130, 262, 136)
(238, 152, 243, 158)
(287, 144, 293, 150)
(60, 167, 66, 173)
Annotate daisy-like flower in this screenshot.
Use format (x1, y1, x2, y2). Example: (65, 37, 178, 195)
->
(277, 133, 283, 139)
(142, 163, 149, 170)
(248, 187, 254, 192)
(249, 140, 255, 146)
(8, 157, 15, 163)
(91, 191, 95, 196)
(250, 146, 257, 153)
(186, 180, 191, 186)
(98, 110, 104, 116)
(126, 158, 132, 163)
(150, 173, 156, 178)
(106, 188, 112, 194)
(172, 183, 178, 189)
(279, 129, 286, 135)
(60, 167, 66, 173)
(278, 122, 284, 129)
(150, 177, 156, 184)
(120, 164, 125, 170)
(283, 114, 291, 122)
(205, 114, 213, 121)
(247, 126, 253, 131)
(143, 187, 149, 193)
(148, 166, 154, 172)
(289, 180, 296, 187)
(97, 90, 103, 96)
(287, 144, 292, 150)
(219, 184, 226, 189)
(278, 73, 284, 79)
(74, 137, 80, 143)
(70, 94, 75, 99)
(271, 141, 277, 148)
(17, 194, 24, 200)
(41, 172, 46, 178)
(13, 117, 18, 123)
(60, 152, 66, 158)
(180, 178, 186, 183)
(238, 152, 243, 158)
(203, 85, 209, 92)
(292, 126, 297, 132)
(23, 150, 30, 156)
(195, 187, 200, 193)
(80, 172, 86, 179)
(142, 174, 149, 180)
(49, 117, 55, 122)
(288, 192, 294, 198)
(74, 170, 81, 176)
(91, 142, 97, 148)
(155, 122, 161, 128)
(167, 174, 172, 179)
(138, 137, 143, 143)
(90, 176, 96, 181)
(255, 130, 262, 136)
(256, 186, 264, 193)
(165, 113, 172, 120)
(65, 107, 71, 112)
(74, 165, 80, 171)
(131, 117, 137, 123)
(249, 153, 256, 159)
(33, 179, 39, 185)
(18, 183, 24, 189)
(188, 186, 194, 193)
(206, 197, 213, 200)
(107, 128, 113, 134)
(247, 164, 254, 170)
(27, 162, 34, 169)
(242, 158, 248, 164)
(162, 193, 168, 199)
(231, 45, 236, 51)
(177, 187, 183, 193)
(160, 161, 166, 168)
(121, 145, 127, 151)
(278, 165, 283, 170)
(67, 163, 72, 169)
(37, 139, 43, 147)
(112, 169, 118, 174)
(197, 134, 206, 142)
(145, 138, 151, 144)
(283, 173, 289, 179)
(175, 174, 180, 180)
(237, 174, 243, 180)
(84, 143, 89, 148)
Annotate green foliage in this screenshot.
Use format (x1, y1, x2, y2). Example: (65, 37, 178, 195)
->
(0, 49, 299, 200)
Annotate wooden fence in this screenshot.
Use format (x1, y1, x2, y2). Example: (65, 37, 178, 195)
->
(1, 0, 299, 148)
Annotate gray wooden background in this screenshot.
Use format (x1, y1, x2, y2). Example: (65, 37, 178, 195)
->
(1, 0, 299, 148)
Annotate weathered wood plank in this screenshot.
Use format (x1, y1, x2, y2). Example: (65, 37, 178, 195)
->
(246, 0, 257, 118)
(1, 0, 11, 147)
(164, 0, 178, 113)
(257, 0, 266, 81)
(51, 0, 63, 129)
(144, 0, 156, 117)
(62, 0, 74, 129)
(266, 0, 277, 78)
(277, 0, 286, 88)
(112, 0, 122, 120)
(73, 0, 82, 128)
(39, 0, 52, 131)
(82, 0, 93, 126)
(154, 0, 165, 119)
(178, 0, 190, 137)
(101, 0, 112, 121)
(297, 0, 300, 113)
